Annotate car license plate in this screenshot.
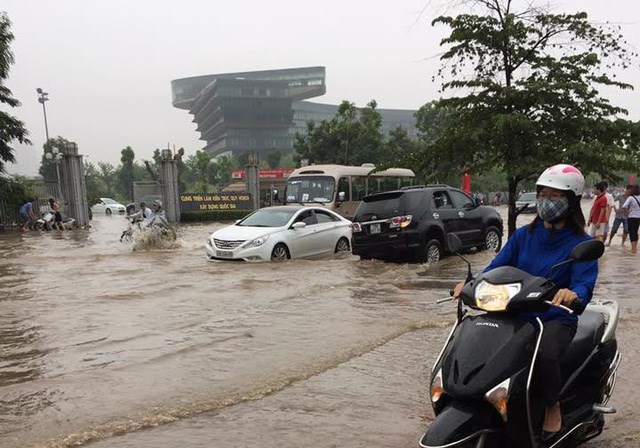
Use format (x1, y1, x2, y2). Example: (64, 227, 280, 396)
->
(216, 250, 233, 258)
(370, 223, 381, 234)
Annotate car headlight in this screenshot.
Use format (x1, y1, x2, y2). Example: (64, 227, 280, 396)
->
(243, 234, 270, 248)
(474, 280, 521, 311)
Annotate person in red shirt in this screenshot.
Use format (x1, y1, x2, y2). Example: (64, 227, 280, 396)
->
(588, 182, 608, 241)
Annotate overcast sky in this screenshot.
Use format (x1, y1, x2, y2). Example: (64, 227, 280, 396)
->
(2, 0, 640, 176)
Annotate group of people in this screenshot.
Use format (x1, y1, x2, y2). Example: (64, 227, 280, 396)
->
(587, 181, 640, 254)
(127, 199, 170, 229)
(19, 197, 64, 231)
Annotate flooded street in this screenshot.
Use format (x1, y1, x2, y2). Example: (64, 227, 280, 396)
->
(1, 209, 639, 448)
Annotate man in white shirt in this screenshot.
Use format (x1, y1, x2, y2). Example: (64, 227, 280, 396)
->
(602, 182, 615, 244)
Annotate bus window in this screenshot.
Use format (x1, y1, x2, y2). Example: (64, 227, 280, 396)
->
(400, 176, 414, 188)
(285, 176, 335, 203)
(352, 176, 368, 201)
(337, 177, 350, 201)
(379, 176, 400, 193)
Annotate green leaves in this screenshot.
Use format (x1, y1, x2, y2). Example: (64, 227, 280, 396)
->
(420, 0, 639, 235)
(0, 12, 30, 173)
(293, 100, 386, 166)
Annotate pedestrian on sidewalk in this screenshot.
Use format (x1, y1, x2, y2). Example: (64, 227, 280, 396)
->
(622, 184, 640, 255)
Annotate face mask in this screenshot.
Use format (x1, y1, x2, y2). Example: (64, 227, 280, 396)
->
(537, 197, 569, 222)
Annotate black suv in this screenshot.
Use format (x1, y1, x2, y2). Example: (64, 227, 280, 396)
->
(351, 186, 503, 262)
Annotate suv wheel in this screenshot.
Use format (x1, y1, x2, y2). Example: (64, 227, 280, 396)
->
(484, 226, 502, 253)
(423, 239, 442, 263)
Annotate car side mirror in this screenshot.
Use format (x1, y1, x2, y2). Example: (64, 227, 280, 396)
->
(337, 191, 346, 202)
(570, 240, 605, 262)
(292, 222, 306, 229)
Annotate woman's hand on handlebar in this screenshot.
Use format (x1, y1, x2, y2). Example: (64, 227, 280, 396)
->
(452, 281, 465, 298)
(552, 288, 578, 307)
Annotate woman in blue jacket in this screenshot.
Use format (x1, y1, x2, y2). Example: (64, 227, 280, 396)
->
(454, 164, 597, 442)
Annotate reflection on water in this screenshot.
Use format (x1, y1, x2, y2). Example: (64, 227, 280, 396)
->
(0, 210, 638, 448)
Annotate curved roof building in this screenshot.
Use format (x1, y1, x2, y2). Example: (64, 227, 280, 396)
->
(171, 66, 416, 158)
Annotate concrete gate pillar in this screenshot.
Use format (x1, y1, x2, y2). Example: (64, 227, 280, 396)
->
(60, 142, 90, 227)
(159, 149, 180, 223)
(245, 153, 260, 210)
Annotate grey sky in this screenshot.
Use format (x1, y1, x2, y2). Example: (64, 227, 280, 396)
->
(2, 0, 640, 176)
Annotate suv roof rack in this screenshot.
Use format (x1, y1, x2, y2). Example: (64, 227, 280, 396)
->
(425, 184, 452, 188)
(400, 185, 427, 190)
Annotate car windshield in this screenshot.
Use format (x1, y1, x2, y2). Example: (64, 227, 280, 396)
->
(102, 198, 119, 204)
(285, 176, 335, 203)
(518, 192, 536, 201)
(237, 209, 297, 227)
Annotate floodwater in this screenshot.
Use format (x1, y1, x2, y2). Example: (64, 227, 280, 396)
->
(1, 209, 639, 448)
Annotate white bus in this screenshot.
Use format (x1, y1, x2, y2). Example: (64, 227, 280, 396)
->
(283, 164, 416, 218)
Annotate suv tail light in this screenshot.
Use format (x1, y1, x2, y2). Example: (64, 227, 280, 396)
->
(389, 215, 412, 229)
(351, 222, 362, 232)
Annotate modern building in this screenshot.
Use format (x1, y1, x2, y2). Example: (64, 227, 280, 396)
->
(171, 67, 417, 159)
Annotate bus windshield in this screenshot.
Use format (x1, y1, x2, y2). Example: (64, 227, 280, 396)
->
(285, 176, 335, 203)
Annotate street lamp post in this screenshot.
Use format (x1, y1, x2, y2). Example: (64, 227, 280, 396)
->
(37, 88, 62, 196)
(36, 88, 50, 142)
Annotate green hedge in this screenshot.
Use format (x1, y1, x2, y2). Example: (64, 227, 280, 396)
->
(180, 210, 252, 222)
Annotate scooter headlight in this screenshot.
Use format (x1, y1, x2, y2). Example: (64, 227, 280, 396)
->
(485, 378, 511, 421)
(474, 281, 521, 311)
(430, 368, 445, 403)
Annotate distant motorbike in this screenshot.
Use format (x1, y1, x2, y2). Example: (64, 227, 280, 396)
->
(120, 215, 144, 242)
(120, 215, 176, 243)
(34, 211, 75, 230)
(419, 235, 619, 448)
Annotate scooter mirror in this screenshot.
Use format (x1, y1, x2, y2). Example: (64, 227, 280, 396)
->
(447, 234, 463, 253)
(570, 239, 605, 262)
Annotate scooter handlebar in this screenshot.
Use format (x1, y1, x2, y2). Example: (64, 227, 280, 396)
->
(543, 300, 574, 314)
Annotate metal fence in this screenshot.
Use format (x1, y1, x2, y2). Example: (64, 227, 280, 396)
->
(0, 181, 63, 230)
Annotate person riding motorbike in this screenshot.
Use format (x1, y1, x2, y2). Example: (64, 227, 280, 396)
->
(148, 200, 170, 228)
(452, 163, 597, 443)
(128, 201, 153, 224)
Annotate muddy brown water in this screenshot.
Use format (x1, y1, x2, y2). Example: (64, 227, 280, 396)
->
(1, 208, 639, 448)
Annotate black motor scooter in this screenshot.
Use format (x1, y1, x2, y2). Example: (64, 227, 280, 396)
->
(419, 235, 620, 448)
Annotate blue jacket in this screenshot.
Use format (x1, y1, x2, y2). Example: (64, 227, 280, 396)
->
(483, 220, 598, 322)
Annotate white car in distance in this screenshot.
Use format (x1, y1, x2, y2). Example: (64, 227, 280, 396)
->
(206, 205, 352, 261)
(91, 198, 127, 216)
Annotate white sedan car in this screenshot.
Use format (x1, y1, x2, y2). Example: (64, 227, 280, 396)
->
(91, 198, 127, 216)
(206, 205, 352, 261)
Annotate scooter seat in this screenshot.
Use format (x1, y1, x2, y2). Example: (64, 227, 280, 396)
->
(561, 311, 605, 376)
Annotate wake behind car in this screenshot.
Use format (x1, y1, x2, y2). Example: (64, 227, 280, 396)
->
(351, 185, 503, 262)
(91, 198, 126, 216)
(206, 205, 352, 261)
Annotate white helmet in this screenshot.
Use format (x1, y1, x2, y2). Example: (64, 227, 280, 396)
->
(152, 199, 163, 208)
(536, 164, 584, 196)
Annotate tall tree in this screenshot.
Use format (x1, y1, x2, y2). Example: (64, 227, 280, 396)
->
(39, 136, 70, 181)
(266, 149, 281, 169)
(293, 100, 385, 166)
(118, 146, 135, 201)
(216, 155, 233, 185)
(194, 150, 212, 193)
(0, 12, 30, 173)
(97, 162, 116, 197)
(421, 0, 640, 236)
